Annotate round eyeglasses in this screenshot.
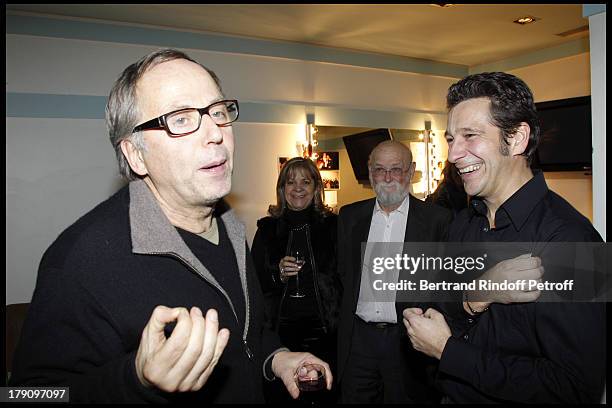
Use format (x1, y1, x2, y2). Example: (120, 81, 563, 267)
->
(371, 166, 409, 178)
(132, 99, 239, 137)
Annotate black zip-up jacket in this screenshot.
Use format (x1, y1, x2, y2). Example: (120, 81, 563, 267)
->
(9, 180, 286, 403)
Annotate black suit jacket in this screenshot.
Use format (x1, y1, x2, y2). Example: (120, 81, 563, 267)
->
(336, 195, 452, 395)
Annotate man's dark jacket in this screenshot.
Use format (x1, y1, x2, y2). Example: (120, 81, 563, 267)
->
(336, 195, 452, 401)
(9, 180, 285, 403)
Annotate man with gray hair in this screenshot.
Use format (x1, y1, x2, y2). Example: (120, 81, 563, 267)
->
(336, 140, 452, 403)
(10, 49, 332, 403)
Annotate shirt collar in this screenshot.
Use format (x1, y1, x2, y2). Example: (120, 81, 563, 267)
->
(374, 194, 410, 216)
(469, 170, 549, 231)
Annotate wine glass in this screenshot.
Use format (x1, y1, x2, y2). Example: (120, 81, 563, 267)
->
(294, 362, 326, 392)
(289, 249, 306, 298)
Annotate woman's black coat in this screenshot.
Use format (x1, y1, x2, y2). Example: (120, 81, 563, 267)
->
(251, 212, 341, 332)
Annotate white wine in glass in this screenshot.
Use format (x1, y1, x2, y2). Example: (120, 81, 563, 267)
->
(289, 249, 306, 298)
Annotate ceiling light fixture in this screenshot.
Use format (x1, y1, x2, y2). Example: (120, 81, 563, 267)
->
(514, 16, 539, 25)
(431, 4, 454, 7)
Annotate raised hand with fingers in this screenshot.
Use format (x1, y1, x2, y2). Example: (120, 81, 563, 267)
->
(135, 305, 230, 392)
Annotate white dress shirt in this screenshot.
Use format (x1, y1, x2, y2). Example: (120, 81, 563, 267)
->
(356, 195, 410, 323)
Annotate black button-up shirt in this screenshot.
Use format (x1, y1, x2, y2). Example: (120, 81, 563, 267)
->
(437, 171, 606, 403)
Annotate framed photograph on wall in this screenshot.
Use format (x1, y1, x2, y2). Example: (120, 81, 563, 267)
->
(278, 156, 289, 173)
(320, 170, 340, 190)
(316, 151, 339, 171)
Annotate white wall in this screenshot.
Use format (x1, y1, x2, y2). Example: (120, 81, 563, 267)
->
(6, 118, 125, 305)
(588, 11, 606, 240)
(226, 123, 302, 244)
(543, 172, 593, 221)
(510, 53, 591, 101)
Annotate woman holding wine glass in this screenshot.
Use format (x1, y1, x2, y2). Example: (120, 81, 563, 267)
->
(252, 157, 341, 403)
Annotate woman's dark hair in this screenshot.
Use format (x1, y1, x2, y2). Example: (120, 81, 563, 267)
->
(268, 157, 332, 218)
(446, 72, 540, 164)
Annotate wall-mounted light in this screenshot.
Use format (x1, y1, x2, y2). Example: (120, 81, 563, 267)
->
(411, 121, 436, 197)
(301, 113, 319, 161)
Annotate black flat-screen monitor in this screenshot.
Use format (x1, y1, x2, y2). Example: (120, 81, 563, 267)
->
(532, 95, 592, 172)
(342, 128, 392, 182)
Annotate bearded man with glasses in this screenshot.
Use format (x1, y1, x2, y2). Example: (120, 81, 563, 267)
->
(10, 49, 332, 403)
(336, 140, 452, 403)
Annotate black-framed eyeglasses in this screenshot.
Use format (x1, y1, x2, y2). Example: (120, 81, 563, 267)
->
(132, 99, 239, 137)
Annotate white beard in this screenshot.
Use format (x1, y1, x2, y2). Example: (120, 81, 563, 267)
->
(373, 180, 409, 208)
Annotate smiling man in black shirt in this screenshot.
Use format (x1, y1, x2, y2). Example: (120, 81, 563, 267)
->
(402, 72, 606, 403)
